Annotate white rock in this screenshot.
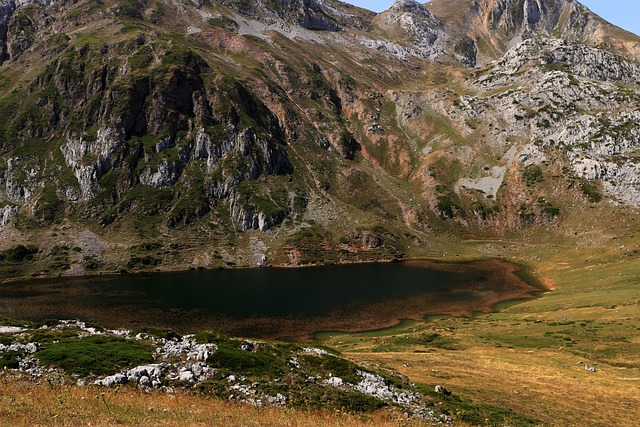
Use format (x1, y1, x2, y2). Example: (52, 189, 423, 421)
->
(179, 369, 195, 383)
(325, 376, 343, 387)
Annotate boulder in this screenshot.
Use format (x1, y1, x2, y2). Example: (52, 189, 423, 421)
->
(179, 369, 195, 383)
(326, 376, 343, 387)
(435, 385, 451, 396)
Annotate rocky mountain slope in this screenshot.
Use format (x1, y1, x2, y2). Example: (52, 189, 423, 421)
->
(0, 0, 639, 277)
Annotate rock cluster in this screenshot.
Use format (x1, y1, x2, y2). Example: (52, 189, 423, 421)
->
(218, 0, 344, 32)
(0, 319, 454, 422)
(354, 370, 419, 404)
(0, 341, 40, 354)
(94, 364, 169, 388)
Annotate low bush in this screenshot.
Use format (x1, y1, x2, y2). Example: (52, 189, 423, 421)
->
(37, 335, 154, 376)
(0, 245, 38, 262)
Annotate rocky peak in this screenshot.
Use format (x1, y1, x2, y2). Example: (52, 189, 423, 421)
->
(485, 0, 587, 37)
(0, 0, 16, 25)
(375, 0, 477, 66)
(219, 0, 345, 31)
(384, 0, 442, 26)
(425, 0, 639, 63)
(388, 0, 433, 14)
(375, 0, 447, 59)
(0, 0, 52, 23)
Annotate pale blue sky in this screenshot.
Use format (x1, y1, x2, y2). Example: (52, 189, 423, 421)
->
(346, 1, 640, 37)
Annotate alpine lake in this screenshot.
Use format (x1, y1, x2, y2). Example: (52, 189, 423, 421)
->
(0, 259, 546, 341)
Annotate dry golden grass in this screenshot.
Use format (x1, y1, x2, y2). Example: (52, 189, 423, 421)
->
(351, 348, 639, 427)
(338, 219, 640, 427)
(0, 374, 431, 427)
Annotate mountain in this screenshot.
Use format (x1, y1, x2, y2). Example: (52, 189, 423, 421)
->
(426, 0, 640, 63)
(0, 0, 639, 277)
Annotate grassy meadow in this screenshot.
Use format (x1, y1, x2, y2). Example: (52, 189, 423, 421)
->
(324, 225, 640, 426)
(1, 205, 639, 426)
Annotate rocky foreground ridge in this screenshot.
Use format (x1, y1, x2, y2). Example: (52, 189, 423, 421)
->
(0, 319, 451, 423)
(0, 0, 639, 276)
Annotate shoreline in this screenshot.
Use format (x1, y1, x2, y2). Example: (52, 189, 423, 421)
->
(0, 258, 547, 342)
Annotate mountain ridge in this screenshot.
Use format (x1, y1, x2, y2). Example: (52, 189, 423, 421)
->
(0, 0, 639, 277)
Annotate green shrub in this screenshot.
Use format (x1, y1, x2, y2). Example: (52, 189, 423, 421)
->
(193, 331, 229, 344)
(0, 245, 38, 262)
(37, 335, 154, 376)
(437, 195, 460, 219)
(418, 384, 542, 426)
(0, 350, 21, 369)
(580, 180, 602, 203)
(207, 344, 288, 379)
(114, 0, 143, 19)
(523, 165, 543, 186)
(208, 16, 239, 31)
(286, 385, 386, 412)
(127, 256, 161, 268)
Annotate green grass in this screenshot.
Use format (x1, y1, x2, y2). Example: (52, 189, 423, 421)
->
(207, 344, 290, 380)
(579, 180, 603, 203)
(37, 335, 155, 376)
(418, 384, 544, 427)
(371, 333, 460, 352)
(0, 350, 21, 369)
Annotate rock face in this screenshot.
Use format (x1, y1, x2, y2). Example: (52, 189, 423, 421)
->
(371, 0, 476, 65)
(487, 0, 589, 36)
(426, 0, 639, 64)
(378, 0, 449, 60)
(0, 0, 640, 272)
(218, 0, 344, 31)
(61, 128, 125, 201)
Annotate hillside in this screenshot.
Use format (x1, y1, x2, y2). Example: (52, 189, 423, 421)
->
(0, 0, 637, 277)
(1, 1, 640, 425)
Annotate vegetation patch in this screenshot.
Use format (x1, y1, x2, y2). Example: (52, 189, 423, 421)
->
(373, 333, 460, 352)
(0, 245, 38, 262)
(418, 384, 543, 427)
(579, 180, 602, 203)
(37, 335, 154, 376)
(0, 350, 21, 369)
(523, 164, 543, 186)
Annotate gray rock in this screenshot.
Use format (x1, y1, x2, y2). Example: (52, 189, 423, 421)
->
(139, 375, 151, 387)
(23, 342, 40, 354)
(95, 373, 127, 387)
(266, 393, 287, 406)
(60, 128, 125, 201)
(325, 376, 343, 387)
(240, 341, 254, 351)
(139, 159, 182, 189)
(179, 369, 195, 383)
(354, 370, 419, 404)
(435, 385, 451, 396)
(0, 205, 19, 228)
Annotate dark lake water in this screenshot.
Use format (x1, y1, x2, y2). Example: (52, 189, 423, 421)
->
(0, 259, 543, 340)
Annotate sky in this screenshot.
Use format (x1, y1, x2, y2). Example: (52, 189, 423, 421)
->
(346, 0, 640, 37)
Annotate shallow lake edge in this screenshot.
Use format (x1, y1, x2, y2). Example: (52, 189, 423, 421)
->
(0, 257, 551, 341)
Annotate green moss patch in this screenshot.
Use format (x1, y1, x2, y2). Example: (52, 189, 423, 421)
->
(37, 335, 154, 376)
